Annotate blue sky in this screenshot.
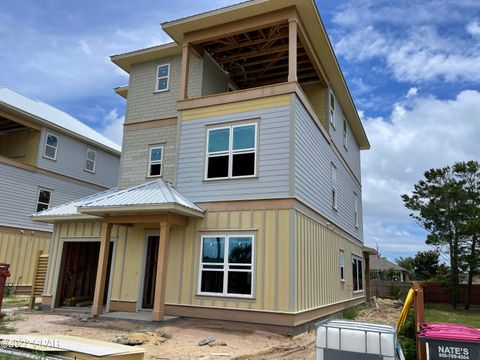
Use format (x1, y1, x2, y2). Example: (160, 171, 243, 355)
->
(2, 0, 480, 261)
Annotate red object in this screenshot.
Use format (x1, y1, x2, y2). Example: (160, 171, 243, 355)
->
(419, 322, 480, 342)
(0, 263, 11, 315)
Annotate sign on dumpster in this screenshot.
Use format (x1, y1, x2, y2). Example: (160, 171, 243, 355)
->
(426, 339, 479, 360)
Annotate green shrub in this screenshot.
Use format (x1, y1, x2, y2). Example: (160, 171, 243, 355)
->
(398, 310, 416, 360)
(343, 304, 367, 320)
(390, 285, 401, 299)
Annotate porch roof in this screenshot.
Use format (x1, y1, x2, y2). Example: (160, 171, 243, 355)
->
(32, 179, 205, 222)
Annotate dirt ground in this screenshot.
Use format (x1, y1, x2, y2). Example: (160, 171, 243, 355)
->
(5, 299, 401, 359)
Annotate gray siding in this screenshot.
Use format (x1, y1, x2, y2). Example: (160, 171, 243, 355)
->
(294, 95, 363, 240)
(125, 54, 203, 124)
(176, 106, 292, 202)
(328, 90, 362, 180)
(118, 124, 177, 188)
(36, 128, 119, 188)
(0, 162, 102, 231)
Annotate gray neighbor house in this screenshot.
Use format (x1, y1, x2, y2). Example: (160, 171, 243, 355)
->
(0, 87, 120, 292)
(32, 0, 374, 333)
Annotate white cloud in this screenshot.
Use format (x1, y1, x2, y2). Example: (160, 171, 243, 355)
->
(362, 90, 480, 256)
(406, 87, 418, 98)
(466, 19, 480, 37)
(101, 108, 124, 146)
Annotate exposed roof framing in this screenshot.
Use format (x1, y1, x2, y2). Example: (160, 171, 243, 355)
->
(0, 116, 27, 133)
(198, 23, 319, 88)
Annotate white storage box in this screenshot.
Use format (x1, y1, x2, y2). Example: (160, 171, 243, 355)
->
(316, 320, 403, 360)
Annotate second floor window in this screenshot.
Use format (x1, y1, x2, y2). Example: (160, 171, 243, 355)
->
(155, 64, 170, 92)
(329, 92, 335, 130)
(354, 192, 359, 228)
(343, 118, 348, 149)
(331, 163, 337, 210)
(340, 249, 345, 281)
(148, 146, 163, 177)
(84, 148, 97, 173)
(206, 123, 257, 180)
(44, 133, 59, 160)
(36, 188, 52, 212)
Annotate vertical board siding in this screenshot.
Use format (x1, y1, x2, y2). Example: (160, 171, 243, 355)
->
(36, 128, 119, 188)
(294, 97, 364, 240)
(0, 231, 50, 286)
(0, 163, 105, 232)
(176, 105, 292, 202)
(294, 210, 365, 312)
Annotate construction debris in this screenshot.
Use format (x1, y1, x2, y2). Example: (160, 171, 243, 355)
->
(112, 335, 144, 346)
(199, 336, 216, 346)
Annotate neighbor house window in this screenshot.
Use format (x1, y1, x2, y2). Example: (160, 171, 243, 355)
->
(354, 192, 359, 228)
(199, 235, 254, 297)
(84, 148, 97, 173)
(343, 118, 348, 149)
(155, 64, 170, 92)
(329, 91, 335, 129)
(331, 163, 337, 210)
(340, 249, 345, 281)
(206, 123, 256, 180)
(148, 146, 163, 177)
(352, 256, 364, 292)
(36, 188, 52, 212)
(44, 133, 59, 160)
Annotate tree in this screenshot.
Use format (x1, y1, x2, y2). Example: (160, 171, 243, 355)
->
(411, 250, 441, 280)
(396, 256, 414, 273)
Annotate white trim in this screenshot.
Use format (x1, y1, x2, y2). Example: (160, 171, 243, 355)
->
(147, 145, 164, 178)
(154, 63, 170, 93)
(205, 123, 257, 180)
(331, 162, 338, 210)
(352, 255, 364, 292)
(84, 148, 97, 173)
(329, 91, 336, 130)
(43, 132, 59, 160)
(197, 234, 255, 299)
(36, 187, 53, 213)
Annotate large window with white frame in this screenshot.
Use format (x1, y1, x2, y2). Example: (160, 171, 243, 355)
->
(199, 235, 254, 297)
(84, 148, 97, 173)
(148, 145, 164, 177)
(354, 192, 359, 228)
(36, 188, 52, 212)
(343, 117, 348, 149)
(206, 123, 257, 180)
(43, 133, 59, 160)
(340, 249, 345, 281)
(329, 91, 336, 129)
(352, 256, 364, 292)
(155, 64, 170, 92)
(331, 163, 338, 210)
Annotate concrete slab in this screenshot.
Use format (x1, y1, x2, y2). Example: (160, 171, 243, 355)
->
(99, 311, 177, 322)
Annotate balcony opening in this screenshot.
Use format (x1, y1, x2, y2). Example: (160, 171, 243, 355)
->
(0, 116, 41, 166)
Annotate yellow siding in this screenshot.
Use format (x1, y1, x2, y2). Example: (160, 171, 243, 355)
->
(301, 83, 327, 127)
(0, 129, 41, 166)
(294, 210, 365, 312)
(0, 230, 51, 286)
(181, 94, 291, 120)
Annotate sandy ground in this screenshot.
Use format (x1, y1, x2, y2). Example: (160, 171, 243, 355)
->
(4, 299, 401, 359)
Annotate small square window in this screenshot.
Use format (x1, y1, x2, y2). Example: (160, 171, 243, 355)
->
(84, 148, 97, 173)
(329, 92, 336, 129)
(36, 188, 52, 212)
(340, 249, 345, 281)
(44, 133, 59, 160)
(148, 146, 163, 177)
(343, 118, 348, 150)
(155, 64, 170, 92)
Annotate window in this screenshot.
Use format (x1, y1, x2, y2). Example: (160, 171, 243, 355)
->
(44, 133, 59, 160)
(352, 256, 364, 292)
(148, 146, 163, 177)
(331, 163, 337, 210)
(36, 188, 52, 212)
(340, 249, 345, 281)
(199, 235, 254, 297)
(354, 192, 359, 228)
(343, 118, 348, 149)
(206, 123, 256, 180)
(155, 64, 170, 92)
(329, 91, 335, 129)
(84, 148, 97, 173)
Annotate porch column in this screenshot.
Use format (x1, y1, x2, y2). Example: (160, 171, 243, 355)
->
(91, 222, 112, 316)
(179, 43, 190, 100)
(152, 221, 171, 321)
(288, 17, 298, 83)
(364, 252, 371, 304)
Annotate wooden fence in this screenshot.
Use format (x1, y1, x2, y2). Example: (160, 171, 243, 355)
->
(370, 280, 412, 299)
(423, 282, 480, 304)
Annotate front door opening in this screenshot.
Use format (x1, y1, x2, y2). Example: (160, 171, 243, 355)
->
(142, 235, 159, 309)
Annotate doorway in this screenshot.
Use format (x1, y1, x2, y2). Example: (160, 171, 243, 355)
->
(142, 235, 160, 309)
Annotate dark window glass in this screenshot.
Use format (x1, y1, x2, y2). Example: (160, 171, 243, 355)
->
(202, 237, 225, 263)
(227, 271, 251, 295)
(341, 267, 344, 280)
(157, 78, 168, 91)
(201, 271, 223, 293)
(150, 148, 162, 161)
(44, 146, 56, 159)
(38, 190, 51, 204)
(352, 258, 358, 291)
(358, 260, 363, 290)
(232, 153, 255, 177)
(36, 203, 49, 212)
(150, 164, 161, 176)
(228, 237, 252, 264)
(207, 156, 229, 178)
(46, 134, 58, 147)
(158, 65, 169, 77)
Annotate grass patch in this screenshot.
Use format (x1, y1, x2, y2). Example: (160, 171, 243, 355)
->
(0, 314, 18, 334)
(2, 295, 29, 309)
(425, 303, 480, 328)
(343, 304, 368, 320)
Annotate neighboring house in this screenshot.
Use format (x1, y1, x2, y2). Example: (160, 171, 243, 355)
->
(0, 87, 121, 291)
(369, 255, 411, 282)
(33, 0, 372, 332)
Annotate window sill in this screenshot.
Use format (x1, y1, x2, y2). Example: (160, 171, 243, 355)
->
(340, 279, 345, 283)
(43, 155, 57, 161)
(154, 89, 169, 94)
(353, 290, 364, 294)
(196, 293, 255, 300)
(147, 175, 163, 179)
(84, 169, 95, 174)
(203, 175, 258, 183)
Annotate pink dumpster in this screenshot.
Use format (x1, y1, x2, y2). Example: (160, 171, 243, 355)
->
(419, 322, 480, 360)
